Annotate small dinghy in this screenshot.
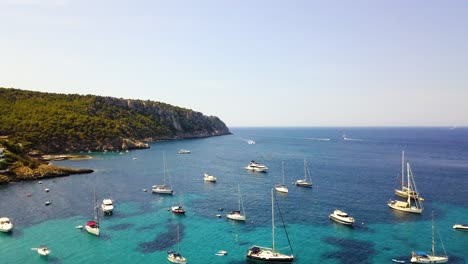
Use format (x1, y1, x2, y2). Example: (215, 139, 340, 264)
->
(45, 201, 52, 206)
(44, 188, 50, 192)
(215, 250, 228, 256)
(75, 225, 83, 229)
(392, 259, 405, 263)
(32, 246, 50, 256)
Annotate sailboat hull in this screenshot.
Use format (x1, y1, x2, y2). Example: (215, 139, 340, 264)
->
(247, 246, 294, 263)
(85, 225, 100, 236)
(388, 201, 423, 214)
(411, 255, 448, 263)
(226, 213, 246, 221)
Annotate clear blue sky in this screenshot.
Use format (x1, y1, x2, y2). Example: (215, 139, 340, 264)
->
(1, 0, 467, 127)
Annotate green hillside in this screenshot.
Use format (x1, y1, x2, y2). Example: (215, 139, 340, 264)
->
(0, 88, 230, 153)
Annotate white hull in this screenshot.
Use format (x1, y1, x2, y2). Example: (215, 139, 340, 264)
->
(204, 174, 217, 182)
(152, 185, 173, 194)
(329, 210, 354, 225)
(411, 255, 448, 263)
(168, 254, 187, 263)
(37, 248, 50, 256)
(388, 200, 423, 214)
(101, 199, 114, 214)
(275, 185, 288, 193)
(0, 217, 13, 232)
(395, 189, 424, 201)
(85, 225, 100, 236)
(295, 180, 312, 188)
(453, 224, 468, 231)
(226, 213, 246, 221)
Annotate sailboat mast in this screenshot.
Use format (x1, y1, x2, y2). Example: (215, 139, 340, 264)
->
(163, 153, 167, 185)
(282, 161, 285, 185)
(401, 151, 405, 189)
(271, 188, 275, 253)
(406, 162, 411, 205)
(94, 189, 98, 223)
(304, 159, 307, 181)
(432, 211, 435, 256)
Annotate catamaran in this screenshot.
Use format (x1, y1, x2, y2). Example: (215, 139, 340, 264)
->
(411, 211, 448, 263)
(227, 185, 246, 221)
(294, 159, 313, 187)
(246, 189, 294, 263)
(395, 151, 424, 201)
(388, 162, 424, 214)
(275, 161, 288, 193)
(152, 153, 174, 194)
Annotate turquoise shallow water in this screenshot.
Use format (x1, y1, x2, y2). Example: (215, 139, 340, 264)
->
(1, 128, 468, 263)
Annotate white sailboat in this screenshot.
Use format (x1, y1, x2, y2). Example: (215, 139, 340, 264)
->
(395, 151, 424, 201)
(227, 185, 246, 221)
(167, 225, 187, 264)
(294, 159, 313, 188)
(411, 212, 448, 263)
(152, 153, 173, 195)
(275, 161, 288, 193)
(246, 189, 294, 263)
(388, 162, 424, 214)
(85, 189, 100, 236)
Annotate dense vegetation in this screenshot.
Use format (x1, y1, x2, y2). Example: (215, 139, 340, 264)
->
(0, 88, 230, 153)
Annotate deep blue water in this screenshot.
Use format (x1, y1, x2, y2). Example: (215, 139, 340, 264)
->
(1, 127, 468, 263)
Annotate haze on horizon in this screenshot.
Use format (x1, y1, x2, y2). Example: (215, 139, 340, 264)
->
(1, 0, 467, 127)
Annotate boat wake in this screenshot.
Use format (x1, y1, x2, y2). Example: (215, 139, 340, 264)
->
(305, 137, 330, 141)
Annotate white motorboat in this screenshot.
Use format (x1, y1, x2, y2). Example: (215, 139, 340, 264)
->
(247, 140, 256, 144)
(227, 185, 246, 221)
(178, 149, 190, 154)
(101, 199, 114, 214)
(410, 212, 448, 263)
(216, 250, 228, 256)
(152, 153, 174, 195)
(0, 217, 13, 232)
(245, 160, 268, 172)
(329, 209, 355, 225)
(274, 161, 288, 193)
(32, 247, 50, 256)
(203, 173, 217, 182)
(295, 159, 313, 187)
(45, 200, 52, 206)
(85, 189, 100, 236)
(246, 189, 294, 263)
(171, 205, 186, 215)
(395, 151, 424, 201)
(167, 225, 187, 263)
(453, 224, 468, 231)
(388, 162, 423, 214)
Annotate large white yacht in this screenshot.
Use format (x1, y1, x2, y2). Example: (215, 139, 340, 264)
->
(101, 199, 114, 214)
(245, 160, 268, 172)
(0, 217, 13, 232)
(329, 210, 355, 225)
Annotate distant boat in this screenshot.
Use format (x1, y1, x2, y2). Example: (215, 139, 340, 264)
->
(329, 209, 355, 225)
(410, 211, 448, 263)
(395, 151, 424, 201)
(0, 217, 13, 232)
(216, 250, 228, 256)
(167, 225, 187, 263)
(388, 162, 423, 214)
(294, 159, 313, 188)
(32, 246, 50, 256)
(453, 224, 468, 231)
(246, 189, 294, 263)
(226, 185, 246, 221)
(245, 160, 268, 172)
(392, 259, 405, 263)
(171, 205, 186, 215)
(45, 201, 52, 206)
(85, 189, 100, 236)
(178, 149, 191, 154)
(274, 161, 288, 193)
(152, 153, 174, 195)
(203, 173, 217, 182)
(247, 140, 256, 145)
(101, 199, 114, 214)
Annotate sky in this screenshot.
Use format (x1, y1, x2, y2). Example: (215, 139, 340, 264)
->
(1, 0, 467, 127)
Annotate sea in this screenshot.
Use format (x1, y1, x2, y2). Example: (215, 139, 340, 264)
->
(1, 127, 468, 264)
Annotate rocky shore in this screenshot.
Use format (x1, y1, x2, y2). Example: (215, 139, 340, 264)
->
(0, 164, 93, 184)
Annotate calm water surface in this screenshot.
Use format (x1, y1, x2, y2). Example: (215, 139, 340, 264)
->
(1, 127, 467, 263)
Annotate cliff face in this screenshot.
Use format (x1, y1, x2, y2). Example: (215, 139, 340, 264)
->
(0, 88, 231, 153)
